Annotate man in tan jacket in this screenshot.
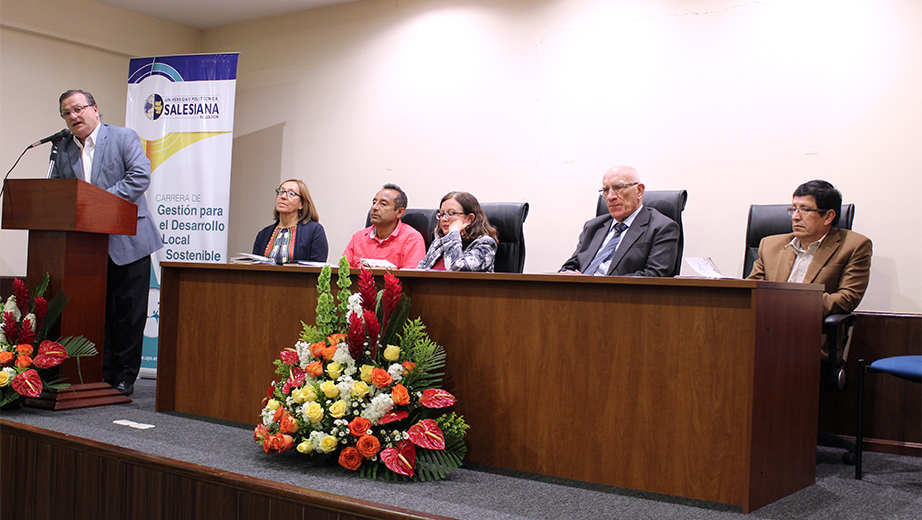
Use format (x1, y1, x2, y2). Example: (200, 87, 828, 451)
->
(747, 180, 872, 317)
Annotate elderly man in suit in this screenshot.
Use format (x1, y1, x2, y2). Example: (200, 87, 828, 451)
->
(560, 165, 679, 277)
(51, 90, 163, 396)
(747, 180, 872, 317)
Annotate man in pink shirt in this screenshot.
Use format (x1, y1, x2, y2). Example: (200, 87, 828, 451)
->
(343, 183, 426, 269)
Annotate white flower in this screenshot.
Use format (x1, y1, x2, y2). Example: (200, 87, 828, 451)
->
(3, 296, 20, 321)
(346, 293, 364, 318)
(337, 378, 354, 400)
(309, 431, 325, 451)
(387, 363, 404, 382)
(361, 393, 394, 424)
(332, 344, 357, 371)
(295, 340, 312, 365)
(23, 314, 36, 332)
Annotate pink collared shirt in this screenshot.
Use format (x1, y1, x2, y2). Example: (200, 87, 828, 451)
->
(342, 220, 426, 269)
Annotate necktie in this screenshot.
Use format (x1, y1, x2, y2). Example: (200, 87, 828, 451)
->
(585, 221, 628, 276)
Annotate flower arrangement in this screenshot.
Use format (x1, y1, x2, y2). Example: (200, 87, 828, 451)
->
(254, 258, 469, 481)
(0, 275, 97, 408)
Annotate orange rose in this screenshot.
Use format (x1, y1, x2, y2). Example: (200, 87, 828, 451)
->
(327, 333, 348, 346)
(253, 424, 269, 442)
(348, 417, 372, 437)
(402, 361, 416, 374)
(370, 367, 393, 389)
(272, 407, 287, 423)
(305, 361, 324, 378)
(309, 341, 326, 358)
(356, 434, 381, 458)
(263, 433, 294, 454)
(391, 384, 410, 406)
(0, 352, 14, 366)
(15, 355, 32, 368)
(338, 446, 363, 470)
(321, 345, 337, 362)
(16, 344, 33, 356)
(279, 413, 299, 434)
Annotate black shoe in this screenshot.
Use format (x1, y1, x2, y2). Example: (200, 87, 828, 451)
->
(115, 381, 134, 396)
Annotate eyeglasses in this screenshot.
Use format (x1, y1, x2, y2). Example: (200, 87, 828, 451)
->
(599, 182, 638, 196)
(60, 104, 92, 119)
(786, 206, 827, 216)
(436, 211, 465, 221)
(275, 188, 301, 199)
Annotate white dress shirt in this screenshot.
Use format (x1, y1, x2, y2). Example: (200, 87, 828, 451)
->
(73, 124, 101, 183)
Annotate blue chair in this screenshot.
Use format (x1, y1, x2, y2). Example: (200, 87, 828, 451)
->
(856, 355, 922, 479)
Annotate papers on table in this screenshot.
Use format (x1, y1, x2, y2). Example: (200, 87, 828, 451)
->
(229, 253, 275, 265)
(360, 258, 397, 269)
(684, 257, 736, 279)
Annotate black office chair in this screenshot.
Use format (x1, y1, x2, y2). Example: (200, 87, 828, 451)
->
(596, 190, 688, 277)
(856, 355, 922, 479)
(481, 202, 530, 274)
(743, 203, 859, 463)
(364, 208, 438, 250)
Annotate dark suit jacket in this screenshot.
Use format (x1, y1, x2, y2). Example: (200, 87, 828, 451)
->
(747, 227, 872, 316)
(253, 221, 329, 263)
(560, 206, 679, 277)
(51, 124, 163, 265)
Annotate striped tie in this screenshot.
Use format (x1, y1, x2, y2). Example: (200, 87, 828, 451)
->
(585, 222, 628, 276)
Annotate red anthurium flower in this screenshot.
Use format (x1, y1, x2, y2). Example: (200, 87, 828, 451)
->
(381, 439, 416, 477)
(377, 410, 408, 425)
(288, 366, 306, 387)
(32, 340, 68, 369)
(279, 348, 299, 365)
(408, 419, 445, 450)
(11, 369, 42, 398)
(420, 389, 456, 408)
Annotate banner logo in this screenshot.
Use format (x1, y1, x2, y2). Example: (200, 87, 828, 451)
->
(144, 93, 164, 120)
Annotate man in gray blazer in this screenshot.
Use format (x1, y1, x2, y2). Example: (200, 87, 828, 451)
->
(560, 165, 679, 277)
(51, 90, 163, 396)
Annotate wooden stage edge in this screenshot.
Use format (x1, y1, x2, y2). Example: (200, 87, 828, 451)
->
(0, 419, 453, 520)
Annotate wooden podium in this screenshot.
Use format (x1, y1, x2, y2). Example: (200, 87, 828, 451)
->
(2, 178, 136, 408)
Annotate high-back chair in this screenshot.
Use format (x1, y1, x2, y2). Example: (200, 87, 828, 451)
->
(364, 208, 438, 251)
(856, 355, 922, 479)
(744, 203, 860, 464)
(481, 202, 529, 273)
(596, 190, 688, 277)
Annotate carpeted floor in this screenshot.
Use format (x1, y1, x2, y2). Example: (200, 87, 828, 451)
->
(2, 378, 920, 519)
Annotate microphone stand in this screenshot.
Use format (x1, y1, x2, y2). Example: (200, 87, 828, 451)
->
(46, 140, 61, 179)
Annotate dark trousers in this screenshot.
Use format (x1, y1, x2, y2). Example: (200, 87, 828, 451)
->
(103, 255, 151, 385)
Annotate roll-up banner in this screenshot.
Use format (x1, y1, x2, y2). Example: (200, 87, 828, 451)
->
(125, 53, 239, 376)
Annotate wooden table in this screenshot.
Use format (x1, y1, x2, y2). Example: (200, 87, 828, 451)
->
(157, 263, 823, 512)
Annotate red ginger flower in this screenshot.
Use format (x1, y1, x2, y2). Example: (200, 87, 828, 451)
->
(33, 296, 48, 326)
(12, 279, 29, 318)
(363, 310, 380, 360)
(2, 312, 18, 344)
(358, 267, 377, 312)
(347, 311, 364, 361)
(380, 271, 403, 338)
(18, 316, 36, 346)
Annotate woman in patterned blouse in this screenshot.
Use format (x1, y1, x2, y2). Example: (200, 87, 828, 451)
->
(252, 179, 328, 264)
(417, 191, 498, 272)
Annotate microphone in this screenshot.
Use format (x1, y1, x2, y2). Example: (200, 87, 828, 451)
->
(28, 129, 71, 149)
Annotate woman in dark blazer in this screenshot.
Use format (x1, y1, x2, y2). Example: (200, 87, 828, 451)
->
(253, 179, 328, 264)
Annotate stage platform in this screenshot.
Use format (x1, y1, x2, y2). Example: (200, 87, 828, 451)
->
(2, 379, 921, 519)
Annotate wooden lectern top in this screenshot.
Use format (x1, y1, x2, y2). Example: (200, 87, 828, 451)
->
(2, 178, 137, 236)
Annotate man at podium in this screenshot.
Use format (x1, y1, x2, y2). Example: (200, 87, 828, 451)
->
(50, 90, 164, 397)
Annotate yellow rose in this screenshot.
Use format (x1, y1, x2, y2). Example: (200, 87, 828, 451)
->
(0, 371, 10, 387)
(383, 345, 401, 361)
(319, 435, 339, 453)
(329, 400, 348, 419)
(320, 380, 340, 398)
(266, 399, 281, 411)
(302, 385, 318, 402)
(351, 380, 370, 399)
(290, 386, 309, 404)
(360, 364, 374, 383)
(304, 401, 324, 423)
(296, 440, 313, 453)
(326, 362, 343, 380)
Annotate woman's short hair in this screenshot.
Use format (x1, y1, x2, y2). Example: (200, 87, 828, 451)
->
(274, 179, 320, 224)
(435, 191, 498, 242)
